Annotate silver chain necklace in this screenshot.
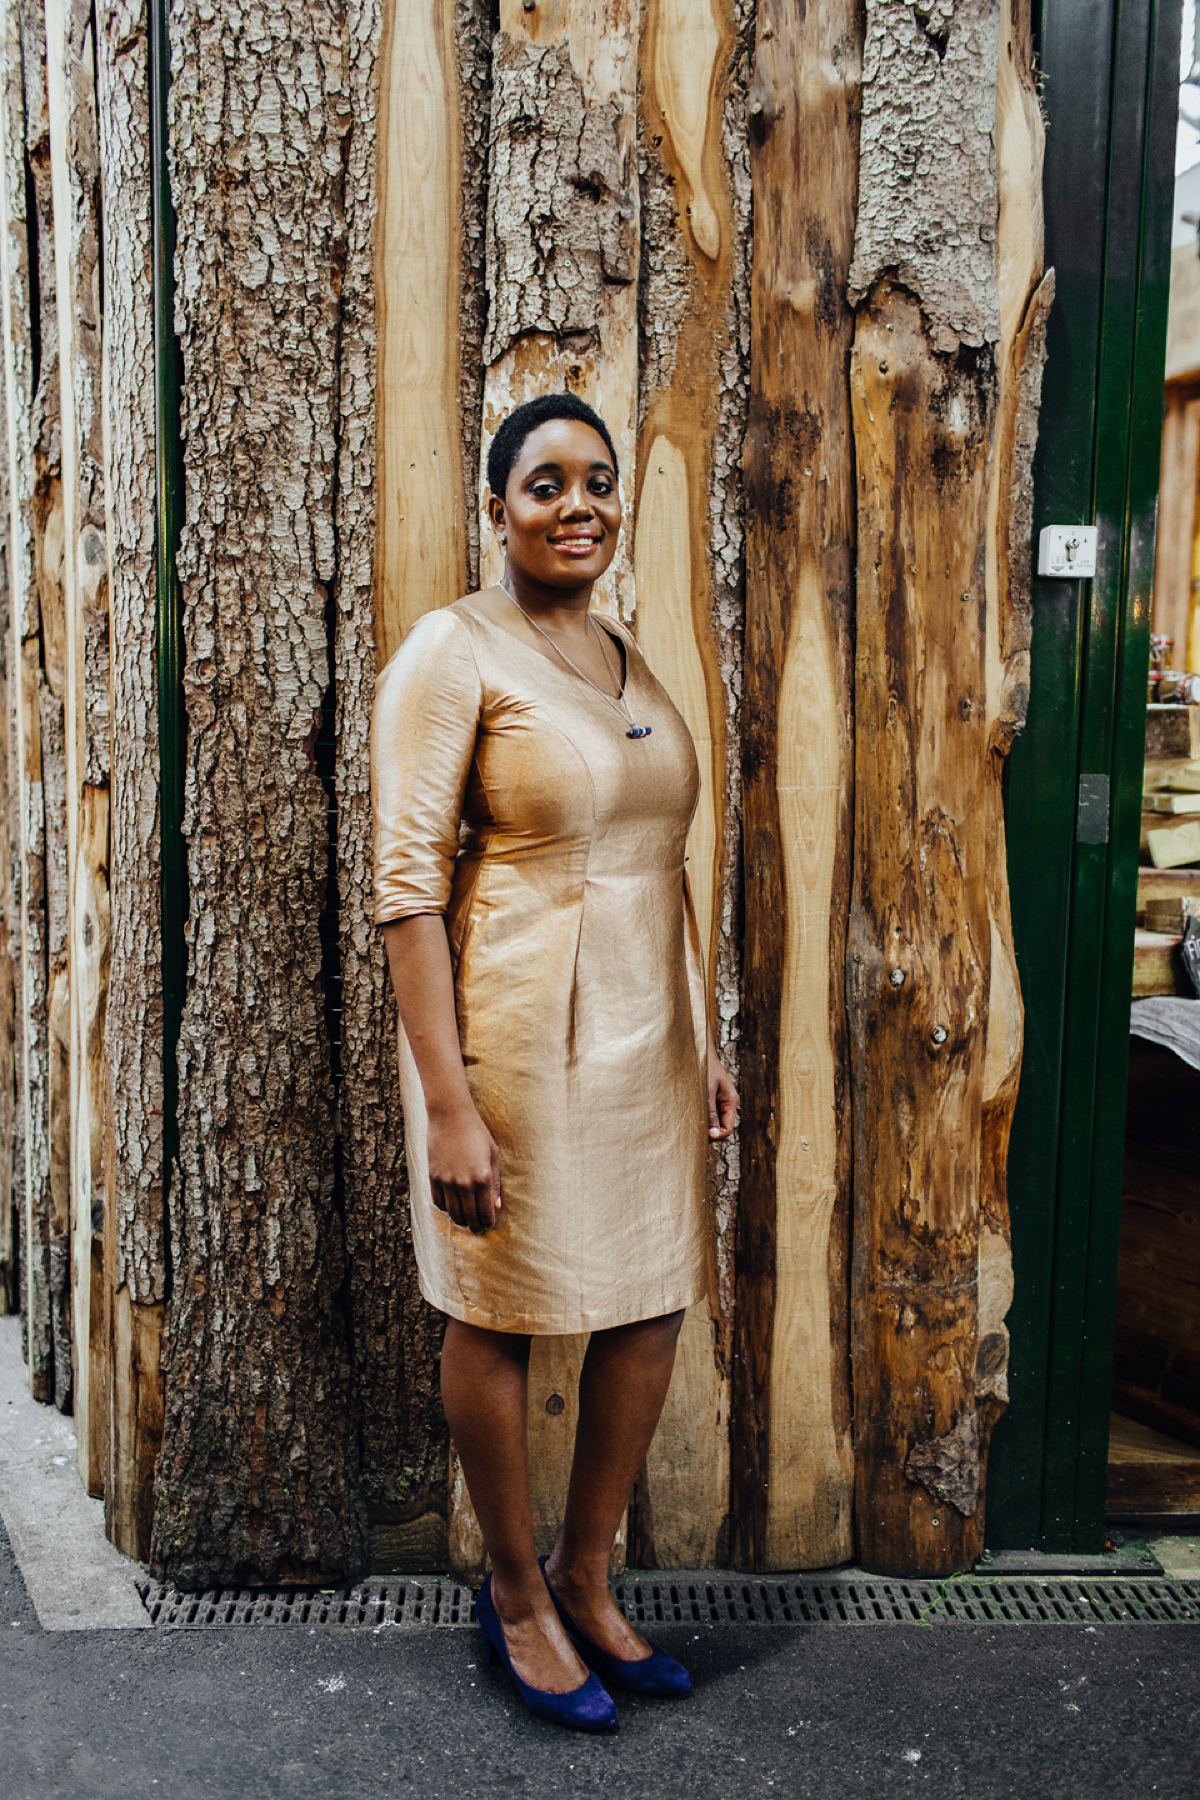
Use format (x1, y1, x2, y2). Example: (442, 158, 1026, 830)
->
(499, 573, 652, 739)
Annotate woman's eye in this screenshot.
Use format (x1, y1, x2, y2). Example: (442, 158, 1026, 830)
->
(531, 482, 558, 499)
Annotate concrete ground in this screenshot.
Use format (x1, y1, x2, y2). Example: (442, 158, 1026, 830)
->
(2, 1518, 1199, 1800)
(2, 1323, 1199, 1799)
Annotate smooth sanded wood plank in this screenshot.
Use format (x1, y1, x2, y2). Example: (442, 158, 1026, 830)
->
(374, 0, 477, 660)
(733, 0, 859, 1572)
(629, 0, 748, 1570)
(976, 0, 1051, 1455)
(340, 0, 489, 1571)
(46, 0, 113, 1497)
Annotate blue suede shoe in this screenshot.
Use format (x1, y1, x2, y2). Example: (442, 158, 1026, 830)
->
(540, 1559, 692, 1697)
(475, 1575, 619, 1732)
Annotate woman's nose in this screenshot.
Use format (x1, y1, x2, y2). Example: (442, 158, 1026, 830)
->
(559, 485, 594, 517)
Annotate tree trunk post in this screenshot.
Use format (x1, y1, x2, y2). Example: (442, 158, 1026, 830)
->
(733, 0, 860, 1571)
(149, 0, 367, 1586)
(629, 0, 750, 1571)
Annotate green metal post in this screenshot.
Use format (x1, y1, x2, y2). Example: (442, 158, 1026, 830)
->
(989, 0, 1179, 1549)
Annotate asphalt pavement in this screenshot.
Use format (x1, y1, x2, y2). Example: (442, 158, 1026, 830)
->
(2, 1518, 1198, 1800)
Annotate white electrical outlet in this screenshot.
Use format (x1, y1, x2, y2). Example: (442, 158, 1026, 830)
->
(1037, 524, 1098, 579)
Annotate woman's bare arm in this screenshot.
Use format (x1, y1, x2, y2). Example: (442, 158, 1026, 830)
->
(381, 916, 500, 1234)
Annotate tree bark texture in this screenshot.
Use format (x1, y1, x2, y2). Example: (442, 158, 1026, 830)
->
(733, 0, 860, 1571)
(0, 0, 54, 1402)
(151, 0, 367, 1586)
(628, 0, 750, 1571)
(22, 0, 74, 1416)
(477, 0, 640, 620)
(847, 0, 1038, 1577)
(94, 0, 164, 1559)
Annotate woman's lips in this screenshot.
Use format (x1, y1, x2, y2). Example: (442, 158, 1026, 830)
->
(549, 535, 602, 555)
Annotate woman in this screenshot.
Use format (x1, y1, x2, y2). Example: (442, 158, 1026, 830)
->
(371, 393, 738, 1732)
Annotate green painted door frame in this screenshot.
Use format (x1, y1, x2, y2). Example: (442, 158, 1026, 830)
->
(988, 0, 1181, 1550)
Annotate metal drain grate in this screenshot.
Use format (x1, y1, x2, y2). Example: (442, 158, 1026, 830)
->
(139, 1579, 477, 1629)
(138, 1571, 1200, 1629)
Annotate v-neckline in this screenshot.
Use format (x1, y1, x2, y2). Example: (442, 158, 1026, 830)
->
(466, 598, 631, 704)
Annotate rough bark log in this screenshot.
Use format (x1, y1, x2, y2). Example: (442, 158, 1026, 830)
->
(628, 0, 750, 1571)
(477, 1, 640, 620)
(847, 283, 994, 1576)
(0, 0, 53, 1400)
(847, 0, 1004, 1578)
(846, 0, 1048, 1578)
(339, 0, 489, 1570)
(46, 0, 112, 1496)
(95, 0, 163, 1559)
(151, 0, 367, 1587)
(733, 0, 860, 1571)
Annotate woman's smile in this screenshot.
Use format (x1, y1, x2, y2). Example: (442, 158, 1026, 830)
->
(549, 532, 602, 555)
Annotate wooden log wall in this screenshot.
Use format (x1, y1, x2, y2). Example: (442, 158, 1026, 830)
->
(735, 0, 859, 1573)
(0, 0, 1051, 1585)
(95, 0, 164, 1562)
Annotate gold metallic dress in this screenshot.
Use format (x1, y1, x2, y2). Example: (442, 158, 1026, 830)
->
(371, 597, 708, 1334)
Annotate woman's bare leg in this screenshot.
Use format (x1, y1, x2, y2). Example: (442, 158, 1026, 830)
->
(544, 1309, 685, 1659)
(440, 1318, 587, 1693)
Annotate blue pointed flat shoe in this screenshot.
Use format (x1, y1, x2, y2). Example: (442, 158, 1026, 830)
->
(540, 1559, 692, 1697)
(475, 1574, 619, 1732)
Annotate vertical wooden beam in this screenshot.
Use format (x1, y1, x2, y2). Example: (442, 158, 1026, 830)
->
(450, 0, 641, 1578)
(95, 0, 164, 1562)
(0, 443, 14, 1318)
(478, 0, 640, 619)
(0, 0, 53, 1402)
(46, 0, 112, 1495)
(1153, 389, 1200, 670)
(151, 0, 366, 1587)
(977, 0, 1050, 1464)
(846, 0, 1005, 1577)
(21, 0, 73, 1415)
(340, 0, 489, 1572)
(373, 0, 488, 660)
(733, 0, 859, 1570)
(630, 0, 749, 1569)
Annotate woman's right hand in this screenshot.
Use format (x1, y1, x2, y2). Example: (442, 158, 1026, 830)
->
(426, 1098, 501, 1235)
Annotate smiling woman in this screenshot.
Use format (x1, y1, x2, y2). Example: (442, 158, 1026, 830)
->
(370, 393, 738, 1727)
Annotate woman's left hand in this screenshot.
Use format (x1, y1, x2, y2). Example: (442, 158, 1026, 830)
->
(706, 1043, 739, 1141)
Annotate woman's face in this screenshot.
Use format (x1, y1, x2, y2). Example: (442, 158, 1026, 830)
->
(489, 418, 621, 590)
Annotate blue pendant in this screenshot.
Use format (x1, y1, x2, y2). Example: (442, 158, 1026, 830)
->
(627, 724, 652, 739)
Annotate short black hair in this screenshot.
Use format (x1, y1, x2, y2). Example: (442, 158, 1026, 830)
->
(486, 392, 619, 500)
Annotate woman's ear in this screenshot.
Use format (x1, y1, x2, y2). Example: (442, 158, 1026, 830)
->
(486, 490, 506, 543)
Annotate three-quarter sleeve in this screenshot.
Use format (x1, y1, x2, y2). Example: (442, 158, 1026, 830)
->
(371, 609, 483, 925)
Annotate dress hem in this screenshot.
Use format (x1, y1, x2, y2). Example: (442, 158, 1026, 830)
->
(417, 1266, 706, 1336)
